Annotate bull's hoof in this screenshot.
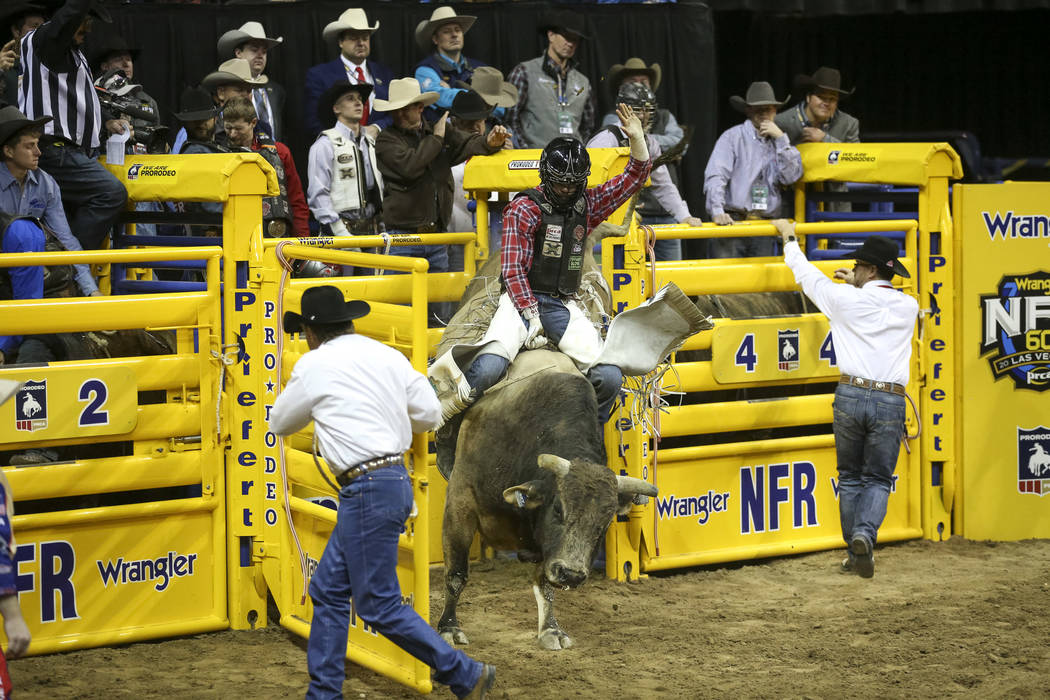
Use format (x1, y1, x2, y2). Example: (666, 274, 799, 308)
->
(440, 627, 470, 646)
(537, 628, 573, 650)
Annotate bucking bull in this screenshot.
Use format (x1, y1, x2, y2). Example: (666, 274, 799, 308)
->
(430, 210, 710, 650)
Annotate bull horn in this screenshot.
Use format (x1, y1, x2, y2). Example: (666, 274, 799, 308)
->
(537, 454, 571, 477)
(616, 475, 658, 497)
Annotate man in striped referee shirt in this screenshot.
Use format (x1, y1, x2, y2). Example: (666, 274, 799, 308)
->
(17, 0, 127, 250)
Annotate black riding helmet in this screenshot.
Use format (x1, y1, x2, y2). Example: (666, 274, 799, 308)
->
(539, 137, 591, 210)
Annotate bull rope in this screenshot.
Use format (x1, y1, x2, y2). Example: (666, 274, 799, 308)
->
(273, 240, 313, 604)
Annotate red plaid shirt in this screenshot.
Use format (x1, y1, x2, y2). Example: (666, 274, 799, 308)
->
(502, 156, 652, 314)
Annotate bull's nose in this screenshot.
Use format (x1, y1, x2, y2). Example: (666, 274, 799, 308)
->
(548, 561, 587, 588)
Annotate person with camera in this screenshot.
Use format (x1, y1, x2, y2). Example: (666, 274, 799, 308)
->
(223, 97, 308, 238)
(16, 0, 128, 250)
(88, 29, 163, 154)
(307, 81, 384, 275)
(703, 81, 802, 258)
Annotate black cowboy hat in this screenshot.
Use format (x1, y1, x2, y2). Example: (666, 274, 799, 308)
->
(451, 90, 493, 122)
(174, 86, 218, 122)
(0, 105, 51, 148)
(1, 2, 46, 32)
(852, 235, 909, 278)
(538, 9, 588, 40)
(86, 29, 139, 73)
(795, 67, 855, 98)
(317, 80, 373, 130)
(283, 285, 371, 334)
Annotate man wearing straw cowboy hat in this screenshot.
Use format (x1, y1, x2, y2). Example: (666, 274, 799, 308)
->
(374, 78, 509, 324)
(269, 285, 497, 699)
(412, 7, 487, 122)
(172, 57, 267, 154)
(703, 80, 802, 257)
(217, 21, 285, 141)
(775, 66, 859, 146)
(773, 220, 918, 579)
(305, 8, 395, 136)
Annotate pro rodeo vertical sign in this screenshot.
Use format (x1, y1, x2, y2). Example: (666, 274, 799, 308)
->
(954, 182, 1050, 538)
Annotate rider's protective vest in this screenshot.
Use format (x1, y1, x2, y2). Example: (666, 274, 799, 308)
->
(252, 130, 293, 237)
(515, 188, 588, 297)
(321, 127, 383, 215)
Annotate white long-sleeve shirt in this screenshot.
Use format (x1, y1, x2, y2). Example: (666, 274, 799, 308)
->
(784, 241, 918, 386)
(269, 333, 441, 474)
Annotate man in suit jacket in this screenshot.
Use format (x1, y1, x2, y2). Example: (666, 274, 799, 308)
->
(304, 8, 394, 139)
(217, 21, 285, 141)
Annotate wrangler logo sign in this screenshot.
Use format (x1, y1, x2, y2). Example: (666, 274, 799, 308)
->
(982, 212, 1050, 240)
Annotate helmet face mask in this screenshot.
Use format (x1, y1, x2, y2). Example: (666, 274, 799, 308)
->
(539, 137, 591, 209)
(616, 81, 656, 132)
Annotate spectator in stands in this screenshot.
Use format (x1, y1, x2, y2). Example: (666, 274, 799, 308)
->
(507, 9, 594, 148)
(172, 58, 267, 154)
(413, 7, 486, 123)
(1, 105, 99, 378)
(775, 66, 859, 145)
(17, 0, 129, 250)
(588, 81, 701, 261)
(374, 78, 508, 325)
(1, 3, 47, 103)
(703, 81, 802, 257)
(223, 97, 308, 238)
(304, 8, 394, 137)
(174, 87, 224, 236)
(88, 29, 163, 154)
(307, 81, 384, 275)
(600, 58, 685, 156)
(217, 21, 285, 141)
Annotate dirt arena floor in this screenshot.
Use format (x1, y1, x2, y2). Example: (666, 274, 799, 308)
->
(11, 537, 1050, 699)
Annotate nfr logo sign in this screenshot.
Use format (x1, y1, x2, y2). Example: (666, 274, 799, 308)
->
(740, 462, 819, 533)
(980, 272, 1050, 390)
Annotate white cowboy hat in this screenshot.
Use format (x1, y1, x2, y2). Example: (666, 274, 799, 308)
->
(414, 7, 476, 52)
(323, 8, 379, 44)
(372, 78, 439, 112)
(201, 58, 269, 90)
(217, 21, 283, 57)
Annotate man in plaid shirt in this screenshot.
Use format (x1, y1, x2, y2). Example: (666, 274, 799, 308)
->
(445, 103, 651, 426)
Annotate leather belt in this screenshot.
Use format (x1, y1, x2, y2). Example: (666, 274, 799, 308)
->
(412, 224, 437, 234)
(839, 374, 906, 396)
(335, 453, 403, 488)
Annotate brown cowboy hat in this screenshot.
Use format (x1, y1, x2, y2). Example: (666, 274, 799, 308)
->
(283, 285, 371, 334)
(454, 66, 517, 109)
(852, 235, 909, 278)
(729, 81, 790, 113)
(607, 58, 661, 93)
(0, 105, 51, 148)
(414, 7, 476, 52)
(372, 78, 439, 112)
(795, 66, 855, 97)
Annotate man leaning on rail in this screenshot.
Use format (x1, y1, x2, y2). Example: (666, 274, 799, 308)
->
(775, 219, 918, 578)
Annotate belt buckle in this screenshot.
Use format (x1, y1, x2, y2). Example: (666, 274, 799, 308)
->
(875, 381, 885, 390)
(854, 377, 864, 386)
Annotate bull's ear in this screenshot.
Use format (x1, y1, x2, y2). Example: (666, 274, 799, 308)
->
(503, 481, 545, 510)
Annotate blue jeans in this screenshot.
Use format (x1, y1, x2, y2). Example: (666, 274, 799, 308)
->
(306, 464, 480, 699)
(386, 235, 451, 326)
(464, 293, 623, 422)
(832, 383, 906, 547)
(38, 143, 127, 249)
(0, 220, 45, 356)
